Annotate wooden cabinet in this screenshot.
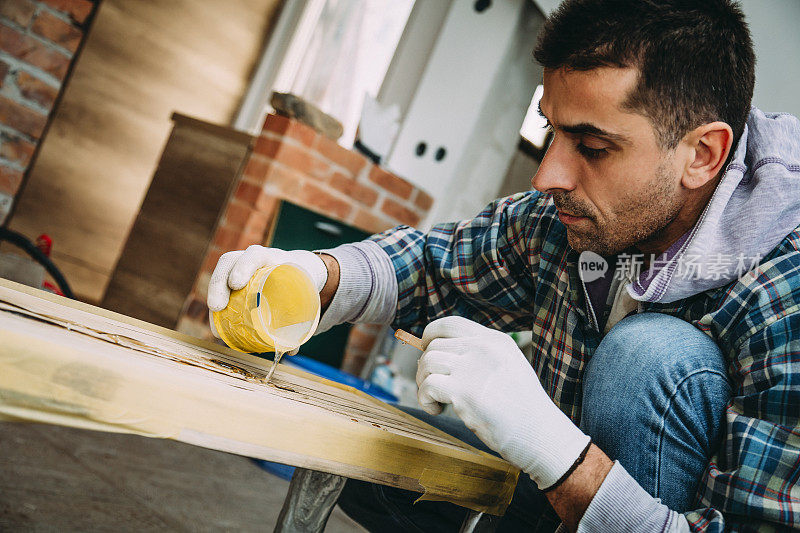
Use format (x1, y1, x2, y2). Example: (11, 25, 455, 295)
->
(101, 114, 253, 328)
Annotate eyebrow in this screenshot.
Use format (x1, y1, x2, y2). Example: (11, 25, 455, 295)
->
(537, 102, 631, 145)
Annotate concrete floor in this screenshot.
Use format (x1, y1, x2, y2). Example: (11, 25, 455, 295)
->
(0, 422, 364, 532)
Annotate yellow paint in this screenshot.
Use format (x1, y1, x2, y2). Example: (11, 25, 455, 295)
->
(212, 264, 320, 354)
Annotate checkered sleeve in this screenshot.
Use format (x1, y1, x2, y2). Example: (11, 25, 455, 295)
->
(684, 256, 800, 531)
(368, 191, 549, 335)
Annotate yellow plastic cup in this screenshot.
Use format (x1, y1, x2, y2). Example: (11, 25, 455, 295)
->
(211, 263, 320, 354)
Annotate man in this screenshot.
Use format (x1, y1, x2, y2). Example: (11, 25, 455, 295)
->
(208, 0, 800, 530)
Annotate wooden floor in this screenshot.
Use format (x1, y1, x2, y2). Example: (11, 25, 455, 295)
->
(0, 422, 363, 532)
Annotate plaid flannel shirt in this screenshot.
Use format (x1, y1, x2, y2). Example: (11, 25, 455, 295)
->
(369, 190, 800, 531)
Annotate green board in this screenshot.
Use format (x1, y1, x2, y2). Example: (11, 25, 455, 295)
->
(267, 202, 371, 368)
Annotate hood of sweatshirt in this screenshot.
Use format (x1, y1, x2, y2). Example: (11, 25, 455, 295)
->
(628, 108, 800, 303)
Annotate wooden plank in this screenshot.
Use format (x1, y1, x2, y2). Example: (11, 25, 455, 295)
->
(8, 0, 281, 304)
(0, 280, 519, 515)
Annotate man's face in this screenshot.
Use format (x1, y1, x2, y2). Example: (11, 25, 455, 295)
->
(533, 67, 685, 256)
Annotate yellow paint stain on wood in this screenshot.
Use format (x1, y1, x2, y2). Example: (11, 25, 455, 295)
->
(0, 279, 519, 515)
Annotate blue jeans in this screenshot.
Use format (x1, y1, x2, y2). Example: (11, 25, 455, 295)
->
(337, 313, 731, 532)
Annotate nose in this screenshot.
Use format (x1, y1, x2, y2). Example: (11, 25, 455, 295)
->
(531, 136, 577, 193)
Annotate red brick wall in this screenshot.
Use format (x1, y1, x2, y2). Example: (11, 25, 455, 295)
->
(179, 113, 434, 373)
(0, 0, 95, 217)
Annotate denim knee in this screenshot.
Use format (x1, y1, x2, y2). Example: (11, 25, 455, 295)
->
(580, 312, 731, 511)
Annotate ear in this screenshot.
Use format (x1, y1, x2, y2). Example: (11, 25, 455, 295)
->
(681, 122, 733, 189)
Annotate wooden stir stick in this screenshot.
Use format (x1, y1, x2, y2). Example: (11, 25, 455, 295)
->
(394, 329, 423, 351)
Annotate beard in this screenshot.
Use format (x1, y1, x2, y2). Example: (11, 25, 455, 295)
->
(554, 159, 682, 256)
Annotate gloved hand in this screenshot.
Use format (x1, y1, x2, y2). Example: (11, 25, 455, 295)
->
(416, 316, 591, 490)
(207, 245, 328, 312)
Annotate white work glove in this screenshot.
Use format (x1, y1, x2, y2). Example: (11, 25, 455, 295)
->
(207, 246, 328, 345)
(207, 245, 328, 312)
(417, 316, 591, 490)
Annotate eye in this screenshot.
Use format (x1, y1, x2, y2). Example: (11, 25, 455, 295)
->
(576, 143, 608, 160)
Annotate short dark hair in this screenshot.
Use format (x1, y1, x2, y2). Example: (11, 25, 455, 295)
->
(534, 0, 755, 150)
